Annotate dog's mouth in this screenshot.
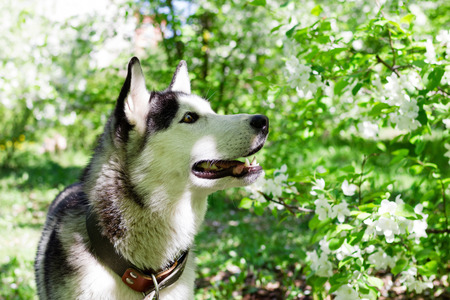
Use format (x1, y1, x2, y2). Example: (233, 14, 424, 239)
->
(192, 156, 262, 179)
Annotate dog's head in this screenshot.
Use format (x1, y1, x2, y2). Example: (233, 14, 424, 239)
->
(113, 57, 268, 196)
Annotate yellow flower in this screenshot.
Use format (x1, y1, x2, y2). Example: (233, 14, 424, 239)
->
(19, 134, 25, 141)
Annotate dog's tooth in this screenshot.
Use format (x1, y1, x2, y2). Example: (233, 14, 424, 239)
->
(245, 158, 250, 167)
(251, 156, 257, 165)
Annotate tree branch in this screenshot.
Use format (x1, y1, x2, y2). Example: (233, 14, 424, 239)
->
(359, 154, 378, 205)
(426, 228, 450, 234)
(376, 55, 400, 77)
(258, 192, 313, 215)
(439, 178, 449, 230)
(387, 29, 396, 67)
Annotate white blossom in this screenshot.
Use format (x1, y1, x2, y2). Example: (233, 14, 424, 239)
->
(400, 267, 435, 294)
(335, 241, 361, 260)
(378, 199, 397, 216)
(358, 121, 379, 139)
(284, 56, 311, 89)
(311, 178, 325, 195)
(314, 194, 331, 221)
(342, 180, 358, 196)
(334, 284, 360, 300)
(307, 250, 333, 277)
(330, 201, 351, 223)
(368, 250, 396, 269)
(425, 38, 437, 63)
(375, 216, 400, 243)
(443, 119, 450, 129)
(382, 73, 421, 132)
(445, 143, 450, 165)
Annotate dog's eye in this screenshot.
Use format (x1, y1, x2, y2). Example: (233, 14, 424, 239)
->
(180, 112, 199, 124)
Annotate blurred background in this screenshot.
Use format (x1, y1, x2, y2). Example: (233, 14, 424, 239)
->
(0, 0, 449, 299)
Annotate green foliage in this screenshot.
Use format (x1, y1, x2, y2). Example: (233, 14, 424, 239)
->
(1, 0, 449, 298)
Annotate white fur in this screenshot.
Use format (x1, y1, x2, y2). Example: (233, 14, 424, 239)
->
(125, 61, 150, 133)
(169, 61, 191, 94)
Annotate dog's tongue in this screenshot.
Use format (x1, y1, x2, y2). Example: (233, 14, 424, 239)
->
(232, 164, 246, 175)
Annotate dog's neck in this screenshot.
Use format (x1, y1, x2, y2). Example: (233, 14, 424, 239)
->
(84, 149, 209, 270)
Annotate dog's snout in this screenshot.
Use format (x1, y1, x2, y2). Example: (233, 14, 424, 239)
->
(250, 115, 269, 134)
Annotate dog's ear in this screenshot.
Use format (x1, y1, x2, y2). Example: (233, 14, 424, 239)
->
(115, 57, 150, 138)
(168, 60, 191, 94)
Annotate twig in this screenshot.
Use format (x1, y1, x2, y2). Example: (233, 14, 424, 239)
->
(426, 228, 450, 234)
(376, 55, 400, 77)
(387, 29, 396, 67)
(258, 192, 313, 215)
(358, 154, 378, 205)
(437, 86, 450, 97)
(439, 178, 449, 230)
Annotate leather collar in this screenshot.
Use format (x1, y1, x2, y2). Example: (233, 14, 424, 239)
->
(86, 208, 188, 296)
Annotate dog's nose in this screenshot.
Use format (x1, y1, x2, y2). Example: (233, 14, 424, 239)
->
(250, 115, 269, 134)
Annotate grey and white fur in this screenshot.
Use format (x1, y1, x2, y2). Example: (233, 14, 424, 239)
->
(35, 57, 269, 299)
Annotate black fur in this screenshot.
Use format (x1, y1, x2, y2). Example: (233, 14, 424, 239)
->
(35, 183, 89, 299)
(43, 230, 72, 298)
(147, 91, 180, 135)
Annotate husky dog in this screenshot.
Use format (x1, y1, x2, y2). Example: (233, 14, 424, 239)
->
(35, 57, 269, 299)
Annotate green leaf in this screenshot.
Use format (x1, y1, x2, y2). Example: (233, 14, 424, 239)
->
(348, 230, 364, 246)
(395, 203, 417, 219)
(419, 260, 438, 276)
(416, 249, 432, 262)
(254, 200, 265, 215)
(417, 104, 428, 126)
(390, 148, 409, 164)
(249, 0, 266, 6)
(311, 5, 322, 16)
(426, 67, 445, 91)
(423, 162, 438, 169)
(334, 79, 348, 96)
(336, 224, 354, 233)
(253, 75, 270, 85)
(270, 24, 283, 33)
(376, 142, 387, 152)
(358, 203, 377, 212)
(392, 258, 407, 275)
(338, 256, 354, 269)
(352, 83, 363, 96)
(308, 275, 328, 290)
(366, 276, 384, 289)
(286, 24, 299, 37)
(329, 238, 345, 251)
(392, 148, 409, 157)
(340, 165, 356, 173)
(308, 214, 320, 230)
(239, 197, 253, 209)
(400, 14, 415, 25)
(369, 102, 392, 116)
(373, 19, 388, 26)
(414, 141, 426, 155)
(356, 212, 371, 220)
(409, 164, 424, 175)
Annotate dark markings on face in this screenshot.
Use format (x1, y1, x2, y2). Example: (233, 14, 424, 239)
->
(147, 91, 180, 135)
